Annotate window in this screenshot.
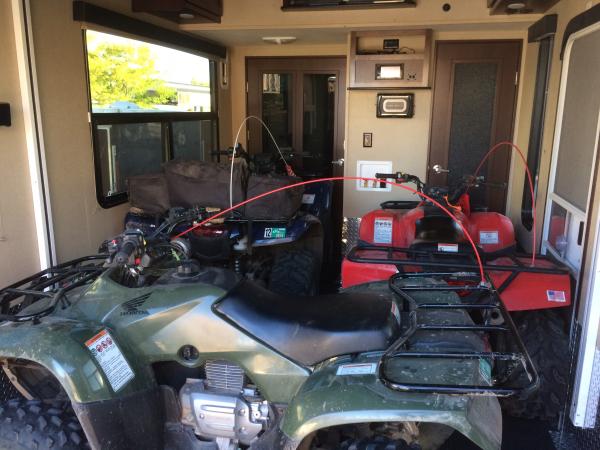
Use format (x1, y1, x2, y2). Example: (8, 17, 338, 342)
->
(85, 30, 218, 207)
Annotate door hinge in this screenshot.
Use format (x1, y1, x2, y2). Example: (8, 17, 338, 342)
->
(515, 71, 519, 86)
(246, 82, 249, 93)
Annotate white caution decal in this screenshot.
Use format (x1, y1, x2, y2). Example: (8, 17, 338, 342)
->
(302, 193, 315, 204)
(479, 230, 499, 245)
(336, 363, 377, 376)
(86, 330, 135, 392)
(374, 218, 393, 244)
(438, 243, 459, 253)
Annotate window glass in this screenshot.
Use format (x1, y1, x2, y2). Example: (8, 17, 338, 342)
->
(172, 120, 215, 161)
(261, 73, 293, 154)
(86, 30, 211, 113)
(96, 123, 163, 197)
(85, 30, 218, 208)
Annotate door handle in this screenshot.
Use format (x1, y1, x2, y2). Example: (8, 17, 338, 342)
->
(331, 158, 345, 167)
(432, 164, 450, 174)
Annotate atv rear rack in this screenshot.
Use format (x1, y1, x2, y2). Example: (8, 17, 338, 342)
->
(346, 244, 569, 294)
(0, 255, 106, 323)
(379, 272, 539, 397)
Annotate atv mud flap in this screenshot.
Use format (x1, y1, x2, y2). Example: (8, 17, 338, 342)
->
(280, 354, 502, 450)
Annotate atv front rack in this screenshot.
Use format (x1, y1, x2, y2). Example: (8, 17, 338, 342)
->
(379, 272, 539, 397)
(0, 255, 106, 323)
(347, 244, 569, 294)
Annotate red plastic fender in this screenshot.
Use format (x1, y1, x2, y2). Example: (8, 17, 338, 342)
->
(487, 256, 571, 311)
(468, 212, 516, 254)
(358, 208, 424, 248)
(341, 257, 397, 289)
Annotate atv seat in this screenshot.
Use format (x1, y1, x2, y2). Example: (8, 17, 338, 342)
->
(413, 215, 464, 244)
(214, 280, 400, 366)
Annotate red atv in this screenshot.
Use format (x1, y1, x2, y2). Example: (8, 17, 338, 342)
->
(342, 171, 572, 420)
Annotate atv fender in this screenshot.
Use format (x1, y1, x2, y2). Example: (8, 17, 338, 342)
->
(0, 317, 155, 403)
(280, 355, 502, 450)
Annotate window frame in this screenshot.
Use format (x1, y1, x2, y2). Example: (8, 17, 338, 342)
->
(83, 30, 220, 208)
(521, 15, 557, 230)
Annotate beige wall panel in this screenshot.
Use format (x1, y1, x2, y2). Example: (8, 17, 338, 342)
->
(29, 0, 128, 261)
(343, 89, 432, 218)
(0, 0, 40, 286)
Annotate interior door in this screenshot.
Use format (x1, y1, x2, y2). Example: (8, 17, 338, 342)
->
(246, 57, 347, 274)
(428, 41, 521, 212)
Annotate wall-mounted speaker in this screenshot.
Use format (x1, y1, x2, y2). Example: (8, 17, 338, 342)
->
(376, 94, 414, 118)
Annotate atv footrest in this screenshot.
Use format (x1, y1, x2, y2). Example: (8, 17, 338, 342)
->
(379, 272, 539, 397)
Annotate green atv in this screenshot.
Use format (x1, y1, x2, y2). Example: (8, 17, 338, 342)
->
(0, 233, 537, 450)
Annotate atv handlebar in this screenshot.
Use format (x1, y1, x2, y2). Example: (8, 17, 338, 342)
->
(375, 172, 425, 191)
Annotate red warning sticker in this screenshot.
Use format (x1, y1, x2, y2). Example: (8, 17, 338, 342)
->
(86, 330, 134, 392)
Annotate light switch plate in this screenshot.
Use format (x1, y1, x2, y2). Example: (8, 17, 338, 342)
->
(363, 132, 372, 147)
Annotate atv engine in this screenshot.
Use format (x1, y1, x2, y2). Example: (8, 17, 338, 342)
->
(179, 360, 270, 447)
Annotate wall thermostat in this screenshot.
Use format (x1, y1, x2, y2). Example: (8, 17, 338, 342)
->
(376, 93, 414, 118)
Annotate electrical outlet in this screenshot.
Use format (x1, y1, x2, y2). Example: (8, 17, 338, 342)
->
(363, 132, 373, 148)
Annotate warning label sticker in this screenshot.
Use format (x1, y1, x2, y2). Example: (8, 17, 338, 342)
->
(336, 363, 377, 376)
(86, 330, 134, 392)
(374, 218, 393, 244)
(547, 290, 566, 303)
(302, 193, 315, 205)
(479, 230, 499, 245)
(437, 243, 459, 253)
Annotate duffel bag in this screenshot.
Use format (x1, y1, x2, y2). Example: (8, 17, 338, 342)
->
(165, 160, 247, 210)
(246, 174, 304, 220)
(127, 173, 170, 214)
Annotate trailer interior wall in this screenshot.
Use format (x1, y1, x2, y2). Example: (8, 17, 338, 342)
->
(343, 28, 532, 218)
(25, 0, 230, 262)
(0, 0, 40, 286)
(196, 2, 537, 219)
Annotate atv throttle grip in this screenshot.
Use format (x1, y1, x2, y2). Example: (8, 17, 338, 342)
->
(114, 240, 137, 265)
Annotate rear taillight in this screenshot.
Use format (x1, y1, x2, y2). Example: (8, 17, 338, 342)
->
(192, 225, 228, 237)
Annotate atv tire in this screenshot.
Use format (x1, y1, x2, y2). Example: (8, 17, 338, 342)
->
(339, 436, 421, 450)
(501, 309, 570, 421)
(269, 249, 319, 296)
(0, 399, 88, 449)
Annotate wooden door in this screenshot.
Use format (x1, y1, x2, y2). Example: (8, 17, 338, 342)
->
(428, 41, 521, 212)
(246, 57, 347, 276)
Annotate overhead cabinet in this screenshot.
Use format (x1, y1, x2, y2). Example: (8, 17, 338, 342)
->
(349, 29, 432, 89)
